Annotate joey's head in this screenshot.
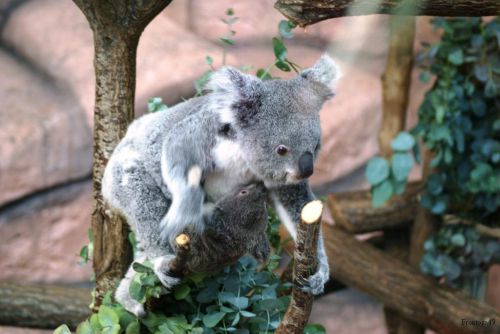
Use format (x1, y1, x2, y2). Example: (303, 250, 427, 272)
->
(208, 55, 341, 188)
(214, 183, 268, 228)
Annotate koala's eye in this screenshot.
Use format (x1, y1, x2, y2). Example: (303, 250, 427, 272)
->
(239, 189, 249, 196)
(276, 145, 289, 156)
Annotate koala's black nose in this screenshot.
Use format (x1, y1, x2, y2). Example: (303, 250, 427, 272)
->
(298, 152, 314, 178)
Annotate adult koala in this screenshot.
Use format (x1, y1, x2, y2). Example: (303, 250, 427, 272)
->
(103, 54, 340, 310)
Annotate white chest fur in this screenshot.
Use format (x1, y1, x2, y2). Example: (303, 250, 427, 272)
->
(204, 138, 254, 201)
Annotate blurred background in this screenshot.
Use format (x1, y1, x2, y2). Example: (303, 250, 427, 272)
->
(0, 1, 498, 333)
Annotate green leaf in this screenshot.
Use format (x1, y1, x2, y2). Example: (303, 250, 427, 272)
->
(240, 310, 256, 318)
(174, 284, 191, 300)
(256, 68, 272, 80)
(431, 199, 446, 214)
(392, 178, 407, 195)
(219, 37, 235, 46)
(372, 179, 394, 207)
(102, 324, 120, 334)
(435, 106, 446, 123)
(132, 262, 153, 274)
(129, 276, 146, 303)
(365, 157, 390, 185)
(79, 245, 89, 264)
(202, 312, 226, 328)
(54, 325, 71, 334)
(448, 48, 463, 65)
(76, 321, 92, 334)
(125, 321, 140, 334)
(304, 324, 327, 334)
(275, 60, 291, 72)
(391, 153, 413, 181)
(272, 37, 287, 62)
(205, 56, 214, 66)
(451, 234, 466, 247)
(229, 296, 249, 309)
(391, 132, 416, 151)
(278, 20, 295, 39)
(98, 306, 119, 327)
(90, 314, 101, 331)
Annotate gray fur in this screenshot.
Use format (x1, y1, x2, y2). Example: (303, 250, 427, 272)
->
(103, 55, 341, 312)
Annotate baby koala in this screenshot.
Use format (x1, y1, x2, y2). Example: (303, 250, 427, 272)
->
(185, 181, 270, 274)
(116, 176, 270, 317)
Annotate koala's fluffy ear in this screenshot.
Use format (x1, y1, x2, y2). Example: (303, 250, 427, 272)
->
(300, 54, 341, 99)
(207, 67, 262, 126)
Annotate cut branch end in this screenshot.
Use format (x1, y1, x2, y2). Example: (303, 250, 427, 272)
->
(301, 200, 323, 224)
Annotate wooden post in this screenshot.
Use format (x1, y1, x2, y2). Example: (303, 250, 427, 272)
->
(378, 14, 424, 334)
(71, 0, 172, 309)
(276, 200, 323, 334)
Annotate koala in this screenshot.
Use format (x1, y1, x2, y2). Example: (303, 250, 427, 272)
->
(114, 178, 270, 317)
(186, 181, 270, 273)
(103, 54, 340, 314)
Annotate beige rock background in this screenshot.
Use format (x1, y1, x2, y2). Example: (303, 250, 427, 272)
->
(0, 0, 498, 333)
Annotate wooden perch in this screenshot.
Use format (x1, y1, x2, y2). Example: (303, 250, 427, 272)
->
(323, 224, 500, 334)
(169, 233, 191, 277)
(327, 182, 421, 233)
(276, 200, 323, 334)
(0, 283, 91, 330)
(274, 0, 500, 27)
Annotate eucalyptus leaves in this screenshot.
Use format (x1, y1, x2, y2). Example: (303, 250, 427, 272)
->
(365, 17, 499, 294)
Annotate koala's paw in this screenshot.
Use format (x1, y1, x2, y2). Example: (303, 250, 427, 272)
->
(302, 266, 329, 295)
(153, 255, 181, 290)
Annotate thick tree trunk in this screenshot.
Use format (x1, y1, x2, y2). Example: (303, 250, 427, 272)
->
(0, 283, 91, 330)
(323, 224, 500, 334)
(276, 201, 323, 334)
(71, 0, 172, 309)
(327, 182, 421, 233)
(274, 0, 500, 27)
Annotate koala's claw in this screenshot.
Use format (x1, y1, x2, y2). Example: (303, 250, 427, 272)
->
(153, 255, 181, 290)
(303, 270, 326, 295)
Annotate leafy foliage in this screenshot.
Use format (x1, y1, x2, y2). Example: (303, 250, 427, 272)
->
(420, 223, 499, 298)
(365, 132, 416, 207)
(365, 17, 499, 295)
(415, 17, 500, 219)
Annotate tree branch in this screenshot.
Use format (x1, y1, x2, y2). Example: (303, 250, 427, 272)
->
(276, 200, 323, 334)
(327, 182, 422, 233)
(274, 0, 500, 27)
(323, 224, 500, 334)
(71, 0, 172, 309)
(0, 283, 91, 330)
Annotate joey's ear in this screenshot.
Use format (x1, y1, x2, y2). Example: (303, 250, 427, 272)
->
(300, 54, 341, 99)
(207, 67, 263, 126)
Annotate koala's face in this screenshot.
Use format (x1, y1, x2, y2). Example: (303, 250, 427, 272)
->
(208, 55, 340, 188)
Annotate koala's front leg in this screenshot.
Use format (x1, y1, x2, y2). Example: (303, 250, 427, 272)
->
(270, 182, 329, 295)
(249, 232, 271, 263)
(160, 151, 205, 246)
